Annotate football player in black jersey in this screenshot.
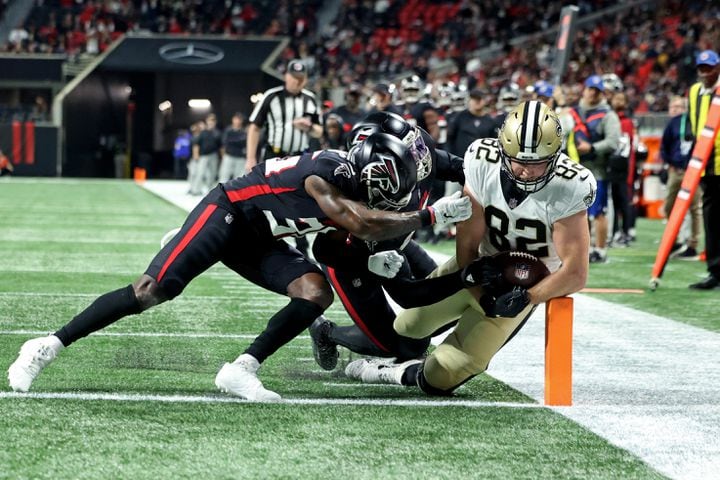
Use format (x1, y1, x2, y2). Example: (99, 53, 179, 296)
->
(8, 133, 472, 401)
(308, 111, 468, 370)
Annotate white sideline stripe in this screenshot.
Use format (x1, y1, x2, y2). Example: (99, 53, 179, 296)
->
(0, 391, 542, 409)
(322, 382, 404, 389)
(142, 179, 720, 480)
(0, 330, 310, 341)
(0, 292, 267, 301)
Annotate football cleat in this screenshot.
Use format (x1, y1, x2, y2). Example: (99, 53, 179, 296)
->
(345, 358, 421, 385)
(8, 335, 64, 392)
(215, 354, 281, 402)
(345, 357, 394, 380)
(308, 316, 339, 371)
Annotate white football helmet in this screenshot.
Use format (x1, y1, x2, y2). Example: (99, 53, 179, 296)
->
(400, 75, 423, 104)
(602, 73, 624, 93)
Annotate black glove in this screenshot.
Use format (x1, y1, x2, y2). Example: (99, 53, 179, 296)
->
(479, 287, 530, 318)
(461, 257, 507, 295)
(659, 165, 669, 185)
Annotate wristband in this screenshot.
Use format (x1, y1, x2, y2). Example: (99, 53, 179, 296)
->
(419, 207, 435, 227)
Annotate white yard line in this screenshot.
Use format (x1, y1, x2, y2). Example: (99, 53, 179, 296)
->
(0, 390, 543, 409)
(139, 180, 720, 480)
(0, 329, 309, 340)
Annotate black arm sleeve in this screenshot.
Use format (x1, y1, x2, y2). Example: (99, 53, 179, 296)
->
(433, 149, 465, 184)
(383, 270, 465, 309)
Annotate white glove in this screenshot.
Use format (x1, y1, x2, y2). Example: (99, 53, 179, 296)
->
(367, 250, 405, 279)
(429, 191, 472, 226)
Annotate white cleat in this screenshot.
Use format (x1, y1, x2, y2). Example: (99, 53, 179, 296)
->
(215, 354, 281, 402)
(8, 335, 64, 392)
(345, 358, 421, 385)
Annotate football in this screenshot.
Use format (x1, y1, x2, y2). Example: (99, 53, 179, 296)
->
(492, 251, 550, 289)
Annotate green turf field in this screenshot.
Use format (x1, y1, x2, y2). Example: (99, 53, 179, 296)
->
(3, 178, 707, 479)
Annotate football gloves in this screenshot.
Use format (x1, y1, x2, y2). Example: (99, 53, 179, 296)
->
(479, 287, 530, 318)
(367, 250, 405, 278)
(429, 192, 472, 226)
(460, 256, 506, 294)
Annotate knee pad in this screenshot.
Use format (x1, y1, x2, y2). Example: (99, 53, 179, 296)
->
(422, 343, 484, 392)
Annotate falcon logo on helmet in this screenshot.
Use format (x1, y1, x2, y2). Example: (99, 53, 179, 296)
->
(498, 100, 563, 193)
(350, 132, 417, 211)
(347, 111, 432, 182)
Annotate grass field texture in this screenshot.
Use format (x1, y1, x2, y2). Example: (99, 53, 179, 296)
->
(2, 178, 713, 479)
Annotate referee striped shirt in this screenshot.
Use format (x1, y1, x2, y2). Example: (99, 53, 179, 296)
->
(249, 86, 321, 155)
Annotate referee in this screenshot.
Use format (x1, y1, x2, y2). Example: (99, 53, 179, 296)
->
(245, 59, 323, 172)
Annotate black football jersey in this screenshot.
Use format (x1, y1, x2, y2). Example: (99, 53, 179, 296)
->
(215, 150, 361, 239)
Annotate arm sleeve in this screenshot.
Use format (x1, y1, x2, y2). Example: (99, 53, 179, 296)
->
(306, 96, 321, 125)
(382, 271, 465, 309)
(433, 149, 465, 184)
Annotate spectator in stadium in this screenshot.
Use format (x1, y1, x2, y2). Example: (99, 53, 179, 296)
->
(320, 113, 345, 150)
(564, 75, 620, 263)
(532, 81, 556, 109)
(172, 128, 192, 180)
(345, 101, 596, 395)
(688, 50, 720, 289)
(369, 83, 402, 115)
(446, 88, 500, 159)
(330, 83, 367, 133)
(246, 59, 323, 256)
(607, 91, 636, 247)
(7, 134, 473, 400)
(190, 114, 221, 196)
(660, 96, 700, 259)
(29, 95, 50, 122)
(218, 113, 247, 183)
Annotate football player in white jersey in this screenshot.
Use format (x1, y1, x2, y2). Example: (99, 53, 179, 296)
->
(346, 101, 597, 395)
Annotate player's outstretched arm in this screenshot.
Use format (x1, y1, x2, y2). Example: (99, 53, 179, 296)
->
(305, 175, 470, 242)
(454, 186, 487, 302)
(526, 209, 589, 305)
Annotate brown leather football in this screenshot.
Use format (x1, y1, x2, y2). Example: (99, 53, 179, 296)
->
(492, 251, 550, 288)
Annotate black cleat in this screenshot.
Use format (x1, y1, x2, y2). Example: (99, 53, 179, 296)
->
(689, 275, 720, 290)
(309, 317, 339, 371)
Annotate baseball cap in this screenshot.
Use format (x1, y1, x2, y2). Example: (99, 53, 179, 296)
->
(696, 50, 719, 67)
(533, 80, 554, 98)
(373, 83, 391, 95)
(469, 88, 487, 99)
(584, 75, 604, 92)
(346, 83, 362, 96)
(287, 60, 307, 77)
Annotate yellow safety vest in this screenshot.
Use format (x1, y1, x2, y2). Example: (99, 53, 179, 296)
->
(688, 82, 720, 176)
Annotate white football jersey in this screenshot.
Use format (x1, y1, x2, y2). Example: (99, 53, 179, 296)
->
(463, 138, 597, 272)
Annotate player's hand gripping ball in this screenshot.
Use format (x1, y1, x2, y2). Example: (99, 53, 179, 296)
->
(474, 251, 550, 318)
